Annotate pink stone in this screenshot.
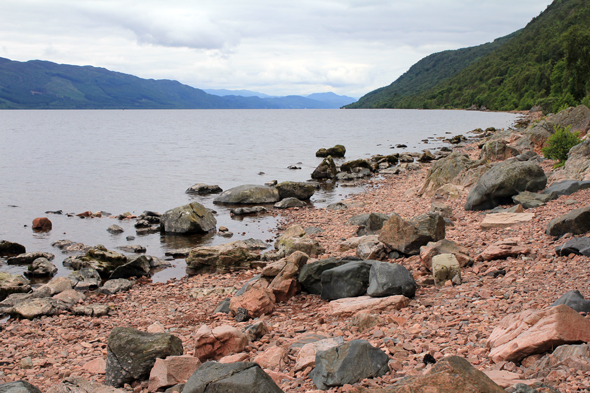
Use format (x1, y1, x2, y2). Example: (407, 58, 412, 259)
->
(294, 338, 343, 371)
(147, 322, 165, 333)
(483, 370, 540, 388)
(148, 355, 201, 392)
(263, 369, 294, 385)
(219, 353, 250, 363)
(229, 286, 276, 318)
(487, 305, 590, 363)
(194, 325, 248, 362)
(253, 346, 287, 371)
(32, 217, 52, 231)
(81, 358, 106, 374)
(328, 295, 410, 316)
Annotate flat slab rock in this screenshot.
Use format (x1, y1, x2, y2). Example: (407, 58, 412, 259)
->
(327, 295, 409, 316)
(480, 213, 535, 229)
(487, 304, 590, 363)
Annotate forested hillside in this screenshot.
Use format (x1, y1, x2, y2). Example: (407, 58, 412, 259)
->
(348, 0, 590, 113)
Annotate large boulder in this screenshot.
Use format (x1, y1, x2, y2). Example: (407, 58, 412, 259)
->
(213, 184, 280, 204)
(486, 305, 590, 363)
(479, 140, 520, 162)
(546, 206, 590, 237)
(311, 340, 389, 390)
(366, 262, 416, 298)
(108, 256, 151, 279)
(464, 160, 547, 210)
(320, 261, 374, 300)
(560, 139, 590, 181)
(418, 152, 484, 197)
(311, 156, 337, 179)
(0, 240, 26, 257)
(160, 202, 216, 234)
(105, 327, 183, 387)
(186, 241, 260, 275)
(194, 325, 248, 362)
(512, 191, 552, 209)
(298, 257, 354, 294)
(182, 362, 283, 393)
(274, 181, 315, 200)
(378, 213, 446, 256)
(382, 356, 505, 392)
(0, 272, 31, 301)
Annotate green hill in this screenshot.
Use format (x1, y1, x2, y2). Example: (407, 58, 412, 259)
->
(347, 0, 590, 113)
(346, 31, 519, 109)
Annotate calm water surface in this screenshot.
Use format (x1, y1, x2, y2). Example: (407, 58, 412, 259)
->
(0, 109, 517, 282)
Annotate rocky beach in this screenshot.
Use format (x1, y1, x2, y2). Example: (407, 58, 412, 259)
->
(2, 106, 590, 393)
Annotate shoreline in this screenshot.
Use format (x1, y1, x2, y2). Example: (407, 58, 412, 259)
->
(1, 125, 590, 392)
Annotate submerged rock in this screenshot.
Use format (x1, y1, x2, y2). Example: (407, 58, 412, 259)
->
(214, 184, 280, 204)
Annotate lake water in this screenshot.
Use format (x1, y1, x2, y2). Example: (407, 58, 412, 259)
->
(0, 109, 518, 282)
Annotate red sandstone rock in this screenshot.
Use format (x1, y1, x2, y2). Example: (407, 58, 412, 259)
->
(81, 358, 106, 374)
(229, 286, 276, 317)
(479, 238, 531, 261)
(327, 295, 410, 317)
(483, 370, 540, 388)
(219, 353, 250, 363)
(253, 346, 287, 371)
(194, 324, 248, 362)
(148, 355, 201, 392)
(294, 338, 343, 371)
(487, 305, 590, 363)
(32, 217, 52, 231)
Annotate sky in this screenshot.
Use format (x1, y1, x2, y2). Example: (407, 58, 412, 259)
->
(0, 0, 553, 98)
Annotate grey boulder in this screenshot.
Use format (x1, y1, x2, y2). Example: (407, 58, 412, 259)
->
(213, 184, 280, 204)
(182, 362, 283, 393)
(160, 202, 217, 234)
(105, 327, 183, 387)
(320, 261, 374, 300)
(275, 181, 316, 200)
(547, 206, 590, 237)
(298, 257, 356, 295)
(99, 279, 135, 295)
(366, 261, 417, 298)
(551, 290, 590, 313)
(555, 237, 590, 256)
(311, 156, 337, 179)
(542, 180, 590, 200)
(109, 256, 151, 279)
(465, 160, 547, 210)
(311, 340, 389, 390)
(24, 258, 57, 277)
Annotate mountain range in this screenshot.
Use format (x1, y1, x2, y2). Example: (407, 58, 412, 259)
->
(0, 57, 356, 109)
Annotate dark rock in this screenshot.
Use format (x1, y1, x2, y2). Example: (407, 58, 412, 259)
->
(506, 383, 560, 393)
(547, 206, 590, 237)
(378, 213, 446, 256)
(105, 327, 183, 387)
(68, 268, 102, 291)
(182, 362, 283, 393)
(136, 226, 160, 235)
(186, 241, 260, 275)
(99, 279, 135, 295)
(542, 180, 590, 199)
(107, 225, 124, 234)
(311, 156, 338, 179)
(235, 307, 249, 322)
(465, 160, 547, 211)
(555, 237, 590, 256)
(24, 258, 57, 277)
(214, 185, 280, 204)
(0, 380, 42, 393)
(214, 298, 231, 314)
(311, 340, 389, 390)
(160, 202, 217, 234)
(320, 261, 374, 300)
(7, 252, 54, 265)
(244, 321, 268, 342)
(274, 197, 307, 209)
(316, 144, 346, 158)
(516, 150, 538, 161)
(326, 202, 347, 211)
(512, 191, 552, 209)
(230, 206, 268, 215)
(551, 290, 590, 313)
(418, 150, 435, 162)
(275, 181, 316, 200)
(109, 255, 151, 279)
(298, 258, 357, 295)
(186, 183, 222, 195)
(341, 159, 372, 173)
(0, 240, 26, 257)
(356, 213, 390, 236)
(366, 261, 417, 298)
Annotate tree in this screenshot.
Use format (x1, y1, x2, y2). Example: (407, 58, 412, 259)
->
(562, 26, 590, 100)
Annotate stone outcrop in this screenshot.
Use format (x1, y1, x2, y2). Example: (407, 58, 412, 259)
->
(194, 324, 248, 362)
(160, 202, 216, 234)
(311, 340, 389, 390)
(186, 241, 260, 275)
(328, 295, 410, 317)
(213, 184, 280, 204)
(105, 327, 183, 387)
(366, 261, 417, 298)
(311, 156, 337, 179)
(274, 181, 315, 200)
(465, 160, 547, 211)
(182, 362, 283, 393)
(487, 305, 590, 363)
(546, 206, 590, 237)
(418, 152, 484, 197)
(378, 213, 445, 256)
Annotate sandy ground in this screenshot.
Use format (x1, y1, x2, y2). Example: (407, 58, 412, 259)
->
(1, 140, 590, 393)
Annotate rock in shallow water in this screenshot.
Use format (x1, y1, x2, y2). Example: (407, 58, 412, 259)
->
(160, 202, 217, 234)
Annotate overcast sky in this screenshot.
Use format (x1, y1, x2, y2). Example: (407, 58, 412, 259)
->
(0, 0, 552, 98)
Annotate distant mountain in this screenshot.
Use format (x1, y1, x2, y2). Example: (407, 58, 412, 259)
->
(0, 58, 342, 109)
(203, 88, 273, 98)
(306, 92, 357, 107)
(347, 0, 590, 112)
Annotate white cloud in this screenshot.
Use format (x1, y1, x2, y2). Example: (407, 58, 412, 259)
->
(0, 0, 552, 97)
